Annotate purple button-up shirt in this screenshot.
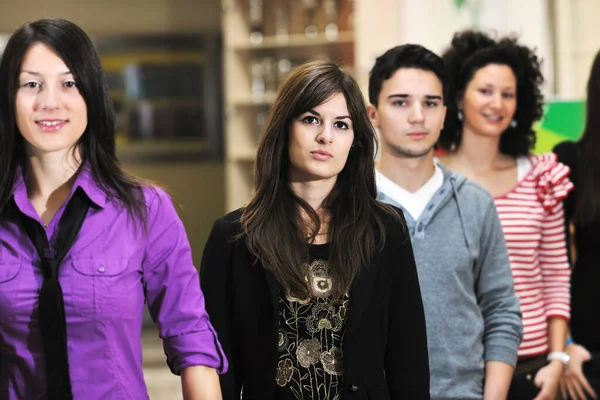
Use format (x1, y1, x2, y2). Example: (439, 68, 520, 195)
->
(0, 167, 227, 399)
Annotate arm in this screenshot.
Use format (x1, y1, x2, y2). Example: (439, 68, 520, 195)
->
(141, 189, 227, 385)
(475, 202, 523, 399)
(199, 217, 240, 400)
(385, 218, 430, 398)
(484, 361, 514, 400)
(534, 201, 572, 400)
(181, 366, 222, 400)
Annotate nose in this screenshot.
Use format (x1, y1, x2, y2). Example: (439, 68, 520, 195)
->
(408, 103, 425, 124)
(37, 85, 61, 111)
(316, 123, 333, 144)
(490, 93, 503, 109)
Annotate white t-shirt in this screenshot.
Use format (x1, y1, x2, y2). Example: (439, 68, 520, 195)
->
(376, 163, 444, 221)
(517, 156, 533, 181)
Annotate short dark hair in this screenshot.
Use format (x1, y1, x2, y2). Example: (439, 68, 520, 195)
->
(0, 18, 148, 223)
(439, 30, 544, 157)
(368, 44, 446, 106)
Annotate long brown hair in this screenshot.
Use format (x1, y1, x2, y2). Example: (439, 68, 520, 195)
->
(575, 49, 600, 225)
(240, 59, 404, 300)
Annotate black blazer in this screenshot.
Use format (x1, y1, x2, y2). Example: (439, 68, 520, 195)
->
(200, 208, 429, 400)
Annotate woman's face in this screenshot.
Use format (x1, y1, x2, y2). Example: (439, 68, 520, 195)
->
(288, 92, 355, 184)
(15, 43, 88, 158)
(461, 63, 517, 139)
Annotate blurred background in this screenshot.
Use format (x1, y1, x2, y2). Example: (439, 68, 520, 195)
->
(0, 0, 597, 397)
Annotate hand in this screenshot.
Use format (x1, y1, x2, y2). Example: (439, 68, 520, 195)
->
(560, 343, 597, 400)
(533, 360, 564, 400)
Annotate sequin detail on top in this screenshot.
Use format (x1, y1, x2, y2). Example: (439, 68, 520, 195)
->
(275, 251, 349, 400)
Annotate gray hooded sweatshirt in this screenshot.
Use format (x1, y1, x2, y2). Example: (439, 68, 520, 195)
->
(377, 164, 523, 400)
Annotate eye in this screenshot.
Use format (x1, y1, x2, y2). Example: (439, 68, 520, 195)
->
(23, 82, 41, 89)
(392, 100, 406, 107)
(425, 101, 439, 108)
(64, 81, 77, 88)
(333, 121, 349, 130)
(301, 115, 319, 124)
(502, 92, 515, 99)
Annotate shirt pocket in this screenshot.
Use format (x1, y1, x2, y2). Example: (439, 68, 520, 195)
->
(69, 255, 135, 318)
(0, 251, 23, 322)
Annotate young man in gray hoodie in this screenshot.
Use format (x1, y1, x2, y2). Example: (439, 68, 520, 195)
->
(368, 44, 523, 400)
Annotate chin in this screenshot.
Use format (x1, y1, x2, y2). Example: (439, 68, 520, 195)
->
(28, 142, 79, 156)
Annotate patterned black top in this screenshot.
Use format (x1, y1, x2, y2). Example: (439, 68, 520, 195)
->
(274, 243, 349, 400)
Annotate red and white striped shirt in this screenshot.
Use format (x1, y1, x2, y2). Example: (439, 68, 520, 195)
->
(494, 153, 573, 357)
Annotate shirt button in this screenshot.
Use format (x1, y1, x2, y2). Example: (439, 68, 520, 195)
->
(350, 385, 360, 391)
(98, 267, 106, 273)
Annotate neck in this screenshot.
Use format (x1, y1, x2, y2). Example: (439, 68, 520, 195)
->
(289, 177, 335, 212)
(25, 149, 81, 203)
(377, 148, 436, 193)
(452, 126, 509, 172)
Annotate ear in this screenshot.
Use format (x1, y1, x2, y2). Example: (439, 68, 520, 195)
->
(367, 104, 379, 128)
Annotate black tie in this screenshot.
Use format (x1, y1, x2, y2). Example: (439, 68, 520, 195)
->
(19, 188, 91, 400)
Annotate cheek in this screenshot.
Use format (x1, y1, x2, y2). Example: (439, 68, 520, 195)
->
(14, 96, 33, 135)
(506, 100, 517, 117)
(339, 134, 354, 158)
(464, 93, 481, 112)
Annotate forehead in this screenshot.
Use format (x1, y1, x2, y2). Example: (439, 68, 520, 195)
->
(380, 68, 443, 97)
(470, 64, 516, 87)
(313, 92, 349, 112)
(20, 43, 70, 73)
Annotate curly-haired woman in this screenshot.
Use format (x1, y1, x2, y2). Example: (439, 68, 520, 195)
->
(438, 30, 573, 400)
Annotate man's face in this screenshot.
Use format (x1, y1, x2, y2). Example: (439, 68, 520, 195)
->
(369, 68, 446, 158)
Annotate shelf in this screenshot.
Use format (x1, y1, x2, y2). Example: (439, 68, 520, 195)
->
(229, 152, 256, 162)
(231, 31, 354, 51)
(230, 92, 277, 106)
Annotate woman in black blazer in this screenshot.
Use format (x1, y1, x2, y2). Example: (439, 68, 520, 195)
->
(200, 60, 429, 400)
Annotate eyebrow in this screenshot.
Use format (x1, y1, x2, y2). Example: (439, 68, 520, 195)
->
(479, 83, 516, 91)
(388, 94, 443, 100)
(306, 109, 352, 120)
(20, 71, 73, 76)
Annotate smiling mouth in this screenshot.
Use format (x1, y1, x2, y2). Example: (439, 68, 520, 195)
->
(482, 114, 504, 122)
(36, 120, 68, 132)
(37, 120, 66, 126)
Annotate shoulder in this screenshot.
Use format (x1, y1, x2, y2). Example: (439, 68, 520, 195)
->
(208, 208, 244, 244)
(527, 152, 574, 207)
(213, 208, 243, 232)
(451, 177, 497, 217)
(460, 179, 495, 202)
(373, 203, 411, 249)
(552, 141, 579, 170)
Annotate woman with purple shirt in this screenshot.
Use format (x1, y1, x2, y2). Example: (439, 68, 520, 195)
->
(0, 19, 226, 399)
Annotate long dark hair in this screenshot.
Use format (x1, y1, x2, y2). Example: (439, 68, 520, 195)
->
(440, 30, 544, 157)
(240, 59, 403, 300)
(575, 49, 600, 225)
(0, 19, 147, 222)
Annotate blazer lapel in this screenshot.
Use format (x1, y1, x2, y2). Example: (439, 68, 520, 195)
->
(345, 257, 380, 340)
(264, 269, 281, 334)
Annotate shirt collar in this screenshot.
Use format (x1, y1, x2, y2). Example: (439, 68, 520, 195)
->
(13, 163, 108, 210)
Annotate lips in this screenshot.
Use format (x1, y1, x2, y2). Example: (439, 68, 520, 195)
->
(311, 150, 333, 160)
(407, 131, 428, 139)
(36, 119, 68, 132)
(482, 114, 504, 123)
